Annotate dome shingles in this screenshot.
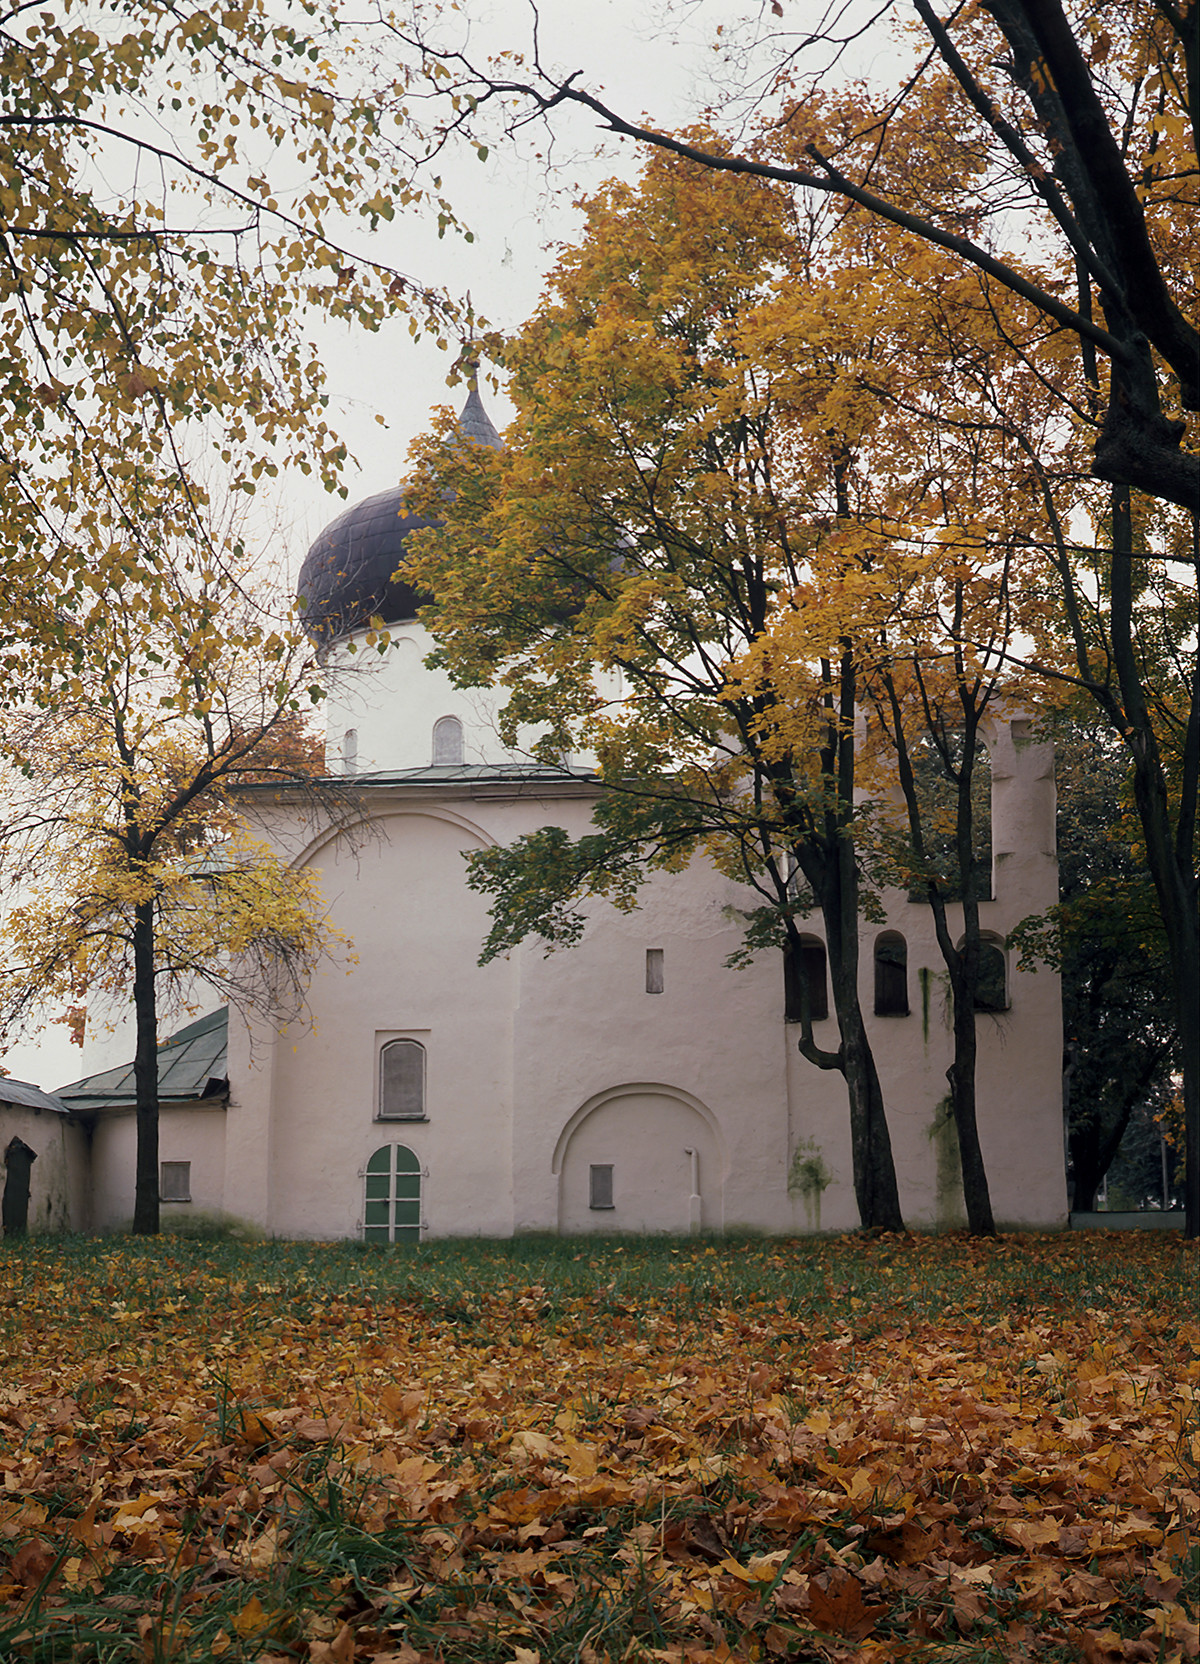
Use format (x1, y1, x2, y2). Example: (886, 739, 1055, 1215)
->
(296, 383, 502, 645)
(296, 488, 436, 643)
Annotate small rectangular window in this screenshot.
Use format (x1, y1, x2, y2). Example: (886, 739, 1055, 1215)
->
(645, 948, 664, 994)
(161, 1161, 191, 1203)
(589, 1164, 614, 1210)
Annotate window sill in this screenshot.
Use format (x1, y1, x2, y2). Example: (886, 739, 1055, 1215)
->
(376, 1116, 429, 1124)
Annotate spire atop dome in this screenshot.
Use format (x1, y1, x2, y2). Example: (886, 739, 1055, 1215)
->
(455, 355, 502, 449)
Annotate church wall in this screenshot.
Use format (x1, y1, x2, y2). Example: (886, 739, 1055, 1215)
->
(211, 705, 1066, 1241)
(222, 714, 1064, 1240)
(508, 854, 794, 1235)
(319, 625, 621, 778)
(248, 806, 518, 1240)
(321, 625, 527, 776)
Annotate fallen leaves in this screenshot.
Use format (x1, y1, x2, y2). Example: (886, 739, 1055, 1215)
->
(0, 1232, 1195, 1662)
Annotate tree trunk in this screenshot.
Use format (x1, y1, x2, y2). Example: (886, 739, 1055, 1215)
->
(1109, 487, 1199, 1238)
(947, 749, 996, 1235)
(821, 835, 904, 1232)
(945, 963, 996, 1235)
(131, 896, 160, 1236)
(880, 674, 996, 1234)
(1070, 1101, 1135, 1213)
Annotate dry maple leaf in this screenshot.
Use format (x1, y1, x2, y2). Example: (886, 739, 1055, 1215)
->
(864, 1520, 934, 1565)
(1076, 1631, 1160, 1663)
(9, 1536, 56, 1589)
(806, 1570, 889, 1639)
(309, 1622, 356, 1663)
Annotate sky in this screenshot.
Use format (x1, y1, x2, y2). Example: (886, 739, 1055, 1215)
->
(286, 0, 776, 558)
(1, 0, 780, 1090)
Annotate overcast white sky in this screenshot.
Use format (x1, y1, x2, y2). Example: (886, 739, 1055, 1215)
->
(4, 0, 900, 1089)
(284, 0, 798, 543)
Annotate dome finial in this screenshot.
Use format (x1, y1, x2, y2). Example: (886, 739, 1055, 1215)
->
(453, 309, 502, 450)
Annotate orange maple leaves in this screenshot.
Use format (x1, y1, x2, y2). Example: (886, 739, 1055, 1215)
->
(0, 1234, 1196, 1662)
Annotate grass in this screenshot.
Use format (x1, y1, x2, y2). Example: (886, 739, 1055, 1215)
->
(0, 1231, 1196, 1663)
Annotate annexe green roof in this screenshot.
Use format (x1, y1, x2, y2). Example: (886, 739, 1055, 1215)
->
(56, 1008, 228, 1113)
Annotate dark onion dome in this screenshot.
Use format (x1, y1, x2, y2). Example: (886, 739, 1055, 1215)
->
(296, 382, 501, 644)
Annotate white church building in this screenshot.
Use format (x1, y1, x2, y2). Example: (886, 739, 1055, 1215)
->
(6, 390, 1068, 1239)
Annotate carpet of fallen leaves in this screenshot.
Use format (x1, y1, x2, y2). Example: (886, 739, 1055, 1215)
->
(0, 1231, 1196, 1664)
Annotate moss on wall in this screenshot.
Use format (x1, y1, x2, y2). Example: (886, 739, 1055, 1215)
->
(928, 1097, 966, 1229)
(788, 1138, 832, 1232)
(919, 966, 933, 1045)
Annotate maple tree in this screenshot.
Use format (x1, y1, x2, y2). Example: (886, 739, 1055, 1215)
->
(407, 136, 1087, 1236)
(0, 0, 452, 701)
(403, 2, 1200, 1241)
(405, 152, 914, 1230)
(0, 546, 351, 1237)
(0, 1231, 1195, 1660)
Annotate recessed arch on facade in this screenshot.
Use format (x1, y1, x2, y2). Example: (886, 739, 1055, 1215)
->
(785, 934, 828, 1023)
(290, 802, 500, 872)
(553, 1083, 726, 1235)
(874, 930, 909, 1016)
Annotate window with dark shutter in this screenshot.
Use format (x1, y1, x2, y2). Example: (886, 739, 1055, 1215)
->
(161, 1161, 191, 1202)
(589, 1164, 614, 1209)
(874, 932, 909, 1016)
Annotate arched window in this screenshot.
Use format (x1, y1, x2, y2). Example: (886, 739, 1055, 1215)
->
(874, 931, 909, 1016)
(431, 714, 464, 767)
(379, 1039, 426, 1120)
(785, 934, 828, 1023)
(974, 940, 1009, 1012)
(363, 1144, 422, 1243)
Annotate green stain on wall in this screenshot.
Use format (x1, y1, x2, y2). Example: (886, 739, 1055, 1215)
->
(919, 966, 933, 1045)
(928, 1097, 966, 1228)
(788, 1138, 832, 1232)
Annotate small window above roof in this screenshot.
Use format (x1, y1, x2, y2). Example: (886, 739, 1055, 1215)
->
(432, 715, 464, 767)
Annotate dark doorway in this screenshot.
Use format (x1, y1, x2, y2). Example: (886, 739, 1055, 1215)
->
(2, 1137, 36, 1237)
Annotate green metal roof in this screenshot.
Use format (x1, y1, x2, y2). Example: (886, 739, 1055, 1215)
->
(56, 1007, 228, 1112)
(237, 762, 600, 793)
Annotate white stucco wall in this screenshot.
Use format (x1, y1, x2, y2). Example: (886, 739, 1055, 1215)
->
(88, 1103, 228, 1232)
(218, 705, 1065, 1244)
(226, 801, 520, 1239)
(318, 622, 621, 777)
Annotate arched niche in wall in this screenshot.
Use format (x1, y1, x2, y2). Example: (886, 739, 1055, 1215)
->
(784, 934, 829, 1023)
(431, 714, 464, 767)
(873, 931, 909, 1016)
(552, 1083, 725, 1235)
(957, 932, 1009, 1012)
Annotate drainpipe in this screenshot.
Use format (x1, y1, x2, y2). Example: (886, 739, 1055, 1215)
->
(684, 1147, 701, 1234)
